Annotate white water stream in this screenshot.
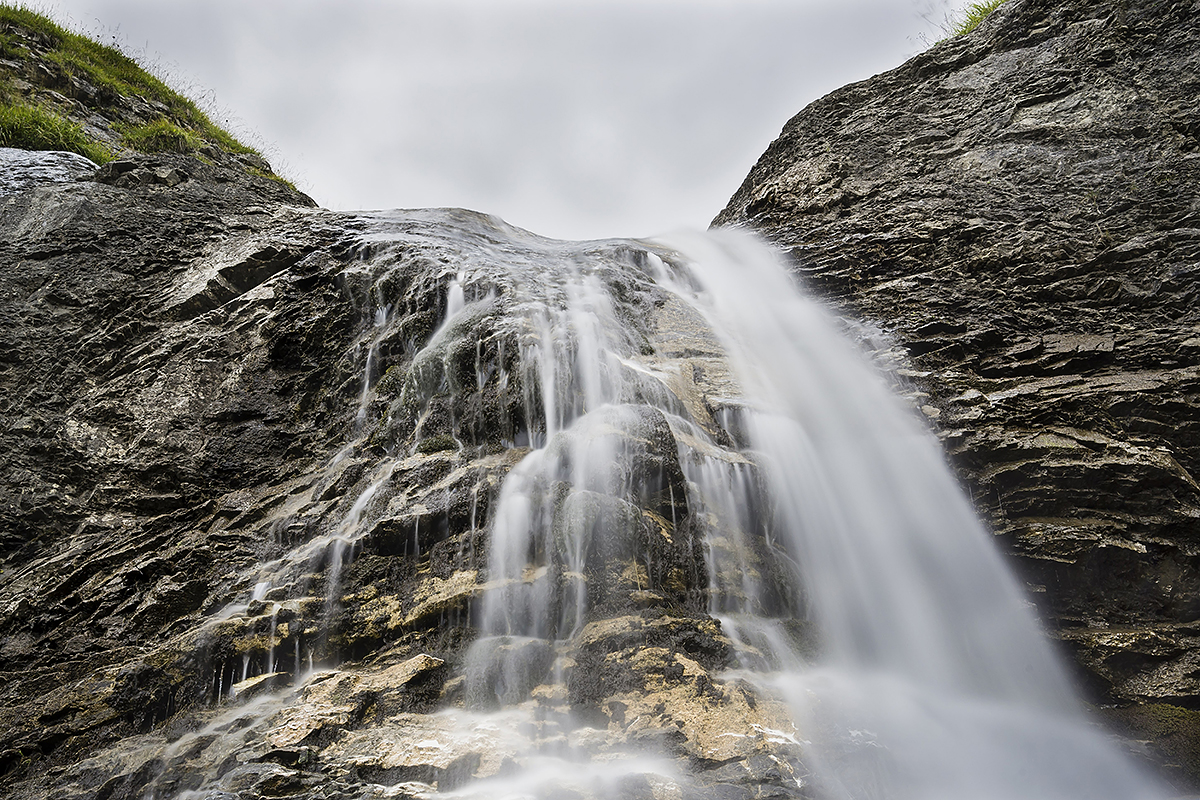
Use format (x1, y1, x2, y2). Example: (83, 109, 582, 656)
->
(418, 216, 1165, 798)
(449, 221, 1165, 799)
(651, 232, 1165, 800)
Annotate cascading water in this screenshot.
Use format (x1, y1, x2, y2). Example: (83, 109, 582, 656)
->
(112, 210, 1167, 800)
(650, 232, 1167, 800)
(400, 214, 1164, 798)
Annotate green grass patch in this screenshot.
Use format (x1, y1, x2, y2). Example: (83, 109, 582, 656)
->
(947, 0, 1008, 37)
(0, 4, 58, 41)
(0, 101, 110, 162)
(0, 28, 26, 58)
(117, 118, 202, 153)
(0, 2, 260, 158)
(245, 164, 299, 192)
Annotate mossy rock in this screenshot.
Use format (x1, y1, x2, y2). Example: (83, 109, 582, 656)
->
(416, 434, 458, 454)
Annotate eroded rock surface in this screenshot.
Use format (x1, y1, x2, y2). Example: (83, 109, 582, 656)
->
(0, 147, 97, 195)
(715, 0, 1200, 786)
(7, 0, 1200, 795)
(0, 153, 804, 800)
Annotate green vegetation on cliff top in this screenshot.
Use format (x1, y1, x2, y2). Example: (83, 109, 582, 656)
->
(947, 0, 1009, 38)
(0, 101, 108, 162)
(0, 3, 260, 165)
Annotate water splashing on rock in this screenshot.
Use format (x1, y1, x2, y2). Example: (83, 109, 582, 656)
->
(653, 232, 1164, 800)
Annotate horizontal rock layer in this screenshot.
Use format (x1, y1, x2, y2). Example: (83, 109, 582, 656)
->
(0, 155, 806, 800)
(5, 0, 1200, 794)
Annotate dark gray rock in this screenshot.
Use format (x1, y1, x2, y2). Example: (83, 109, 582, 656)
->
(6, 0, 1200, 793)
(0, 151, 339, 792)
(715, 0, 1200, 787)
(0, 147, 97, 195)
(0, 150, 786, 800)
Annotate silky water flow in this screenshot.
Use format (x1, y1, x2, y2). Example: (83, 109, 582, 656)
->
(129, 211, 1166, 799)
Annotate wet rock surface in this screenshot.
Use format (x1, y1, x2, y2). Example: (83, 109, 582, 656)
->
(0, 153, 804, 800)
(715, 0, 1200, 787)
(0, 146, 98, 195)
(6, 0, 1200, 795)
(0, 152, 340, 796)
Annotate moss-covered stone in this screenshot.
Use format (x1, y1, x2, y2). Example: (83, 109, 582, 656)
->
(416, 433, 458, 454)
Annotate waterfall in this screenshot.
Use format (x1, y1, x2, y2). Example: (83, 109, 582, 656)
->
(107, 211, 1165, 800)
(446, 222, 1165, 798)
(652, 232, 1165, 800)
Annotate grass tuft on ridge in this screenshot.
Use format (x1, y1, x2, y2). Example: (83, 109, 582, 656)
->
(947, 0, 1008, 38)
(116, 119, 204, 154)
(0, 102, 111, 162)
(0, 2, 261, 159)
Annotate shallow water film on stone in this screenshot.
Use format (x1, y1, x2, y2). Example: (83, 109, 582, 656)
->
(3, 202, 1164, 799)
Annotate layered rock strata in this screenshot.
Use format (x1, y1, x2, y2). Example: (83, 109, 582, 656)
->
(0, 155, 804, 800)
(5, 0, 1200, 794)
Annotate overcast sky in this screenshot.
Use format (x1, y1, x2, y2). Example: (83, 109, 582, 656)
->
(41, 0, 954, 240)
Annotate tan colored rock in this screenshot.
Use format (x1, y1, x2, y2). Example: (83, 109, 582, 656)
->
(264, 700, 356, 750)
(263, 654, 444, 748)
(231, 671, 290, 698)
(602, 647, 800, 763)
(404, 570, 480, 627)
(319, 709, 524, 780)
(351, 570, 480, 639)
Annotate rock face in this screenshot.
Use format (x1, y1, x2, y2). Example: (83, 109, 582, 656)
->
(0, 147, 97, 194)
(5, 0, 1200, 796)
(0, 153, 338, 794)
(0, 155, 807, 800)
(715, 0, 1200, 783)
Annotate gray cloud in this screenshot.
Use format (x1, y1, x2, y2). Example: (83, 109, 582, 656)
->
(43, 0, 949, 239)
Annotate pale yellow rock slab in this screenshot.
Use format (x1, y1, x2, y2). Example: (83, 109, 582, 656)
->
(320, 710, 525, 778)
(262, 654, 444, 748)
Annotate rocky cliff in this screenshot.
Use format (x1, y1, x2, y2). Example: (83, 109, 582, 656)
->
(1, 152, 817, 798)
(3, 0, 1200, 797)
(716, 0, 1200, 779)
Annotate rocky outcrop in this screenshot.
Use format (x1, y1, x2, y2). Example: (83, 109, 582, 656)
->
(0, 147, 96, 194)
(0, 153, 807, 800)
(1, 152, 335, 793)
(715, 0, 1200, 784)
